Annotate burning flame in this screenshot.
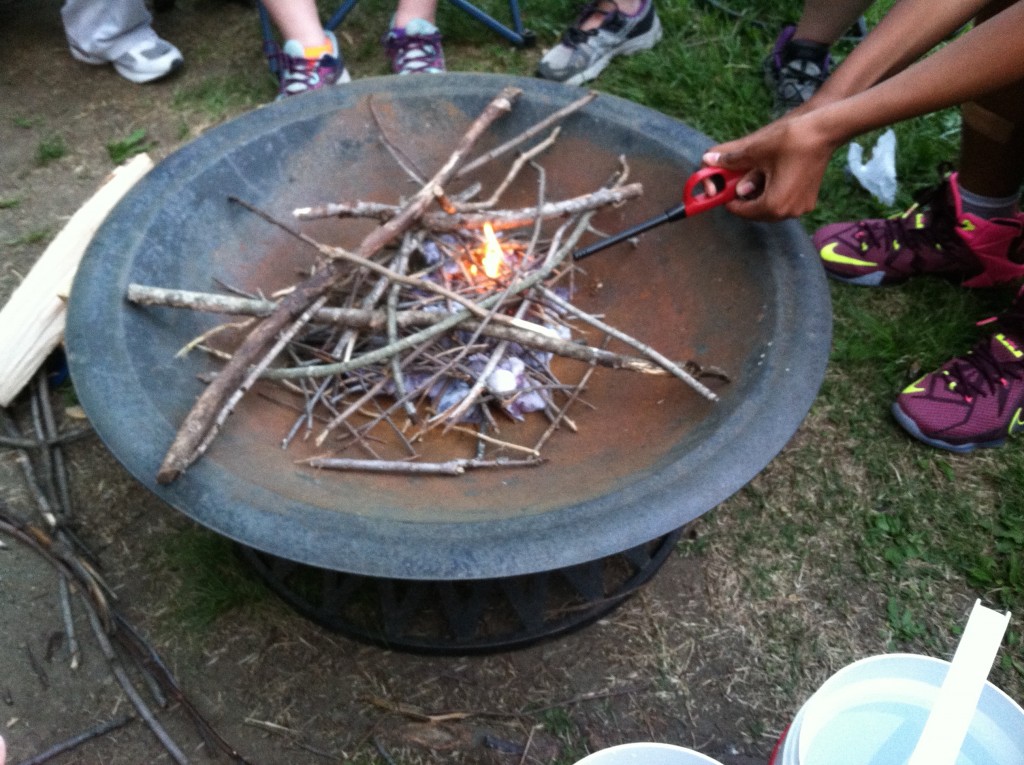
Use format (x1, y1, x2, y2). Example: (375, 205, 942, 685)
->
(481, 222, 504, 279)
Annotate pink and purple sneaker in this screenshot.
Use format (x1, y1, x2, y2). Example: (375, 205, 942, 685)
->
(384, 18, 446, 75)
(814, 172, 1024, 288)
(271, 30, 351, 100)
(892, 289, 1024, 451)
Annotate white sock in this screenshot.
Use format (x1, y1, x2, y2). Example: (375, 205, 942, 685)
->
(958, 185, 1020, 220)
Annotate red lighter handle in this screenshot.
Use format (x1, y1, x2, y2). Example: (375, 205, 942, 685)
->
(682, 167, 743, 215)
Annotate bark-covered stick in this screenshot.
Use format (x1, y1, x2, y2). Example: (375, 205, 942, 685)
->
(126, 285, 678, 377)
(292, 183, 643, 229)
(303, 456, 543, 474)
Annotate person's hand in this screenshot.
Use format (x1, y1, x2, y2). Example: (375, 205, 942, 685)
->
(701, 113, 838, 221)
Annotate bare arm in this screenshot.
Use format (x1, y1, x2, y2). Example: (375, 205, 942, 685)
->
(704, 0, 1024, 220)
(807, 0, 993, 106)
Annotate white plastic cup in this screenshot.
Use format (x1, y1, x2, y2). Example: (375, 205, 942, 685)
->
(769, 654, 1024, 765)
(573, 742, 725, 764)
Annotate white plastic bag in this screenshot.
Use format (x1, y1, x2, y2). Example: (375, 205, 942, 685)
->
(847, 128, 897, 205)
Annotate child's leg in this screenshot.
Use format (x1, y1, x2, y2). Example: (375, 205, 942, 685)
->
(814, 37, 1024, 293)
(958, 82, 1024, 201)
(792, 0, 873, 45)
(262, 0, 328, 49)
(891, 0, 1024, 452)
(62, 0, 182, 83)
(393, 0, 439, 28)
(958, 0, 1024, 199)
(263, 0, 350, 98)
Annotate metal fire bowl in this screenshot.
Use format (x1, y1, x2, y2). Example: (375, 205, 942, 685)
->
(66, 74, 831, 581)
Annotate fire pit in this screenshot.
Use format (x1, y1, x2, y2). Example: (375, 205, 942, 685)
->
(66, 74, 830, 651)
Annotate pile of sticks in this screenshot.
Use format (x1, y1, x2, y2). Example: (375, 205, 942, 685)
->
(0, 370, 253, 765)
(132, 87, 721, 484)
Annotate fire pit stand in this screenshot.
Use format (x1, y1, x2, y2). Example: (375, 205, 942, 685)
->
(66, 74, 832, 654)
(236, 529, 679, 654)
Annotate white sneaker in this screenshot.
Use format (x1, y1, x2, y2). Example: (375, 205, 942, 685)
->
(71, 33, 183, 84)
(537, 0, 662, 85)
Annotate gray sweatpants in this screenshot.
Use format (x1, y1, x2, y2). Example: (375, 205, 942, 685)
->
(61, 0, 156, 60)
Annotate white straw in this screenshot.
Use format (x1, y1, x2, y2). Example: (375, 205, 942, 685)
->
(906, 600, 1010, 765)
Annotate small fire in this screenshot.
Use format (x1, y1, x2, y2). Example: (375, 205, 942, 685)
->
(480, 222, 505, 279)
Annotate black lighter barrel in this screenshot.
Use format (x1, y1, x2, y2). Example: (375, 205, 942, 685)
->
(572, 203, 688, 260)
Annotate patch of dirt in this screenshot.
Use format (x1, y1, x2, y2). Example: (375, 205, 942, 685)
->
(0, 2, 930, 764)
(2, 436, 773, 764)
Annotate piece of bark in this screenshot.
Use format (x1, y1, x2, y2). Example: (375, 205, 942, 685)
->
(0, 154, 154, 407)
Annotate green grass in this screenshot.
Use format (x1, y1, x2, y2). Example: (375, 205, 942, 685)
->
(172, 72, 268, 121)
(36, 134, 67, 166)
(7, 228, 51, 247)
(160, 526, 270, 631)
(106, 128, 156, 165)
(538, 707, 588, 764)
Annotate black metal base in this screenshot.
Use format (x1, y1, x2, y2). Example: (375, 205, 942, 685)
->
(237, 530, 681, 655)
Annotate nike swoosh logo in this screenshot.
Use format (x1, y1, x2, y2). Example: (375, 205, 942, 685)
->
(1010, 408, 1024, 434)
(819, 242, 875, 267)
(903, 376, 927, 394)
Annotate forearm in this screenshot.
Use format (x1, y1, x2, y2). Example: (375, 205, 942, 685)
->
(702, 0, 1024, 220)
(807, 2, 1024, 147)
(810, 0, 995, 104)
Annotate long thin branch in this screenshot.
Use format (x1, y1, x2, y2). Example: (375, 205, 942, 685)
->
(187, 295, 329, 471)
(455, 90, 598, 178)
(303, 456, 543, 474)
(537, 286, 720, 402)
(126, 285, 675, 377)
(230, 196, 503, 323)
(0, 512, 189, 764)
(18, 715, 134, 765)
(0, 506, 253, 764)
(291, 183, 643, 230)
(456, 127, 560, 212)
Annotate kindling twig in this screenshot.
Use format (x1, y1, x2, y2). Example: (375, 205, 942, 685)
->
(455, 90, 598, 178)
(6, 382, 83, 671)
(446, 425, 540, 456)
(369, 94, 426, 186)
(187, 294, 330, 474)
(0, 505, 254, 765)
(2, 369, 254, 764)
(536, 286, 719, 402)
(303, 456, 543, 474)
(17, 715, 134, 765)
(534, 339, 605, 453)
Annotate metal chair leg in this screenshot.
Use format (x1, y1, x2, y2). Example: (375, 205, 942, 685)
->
(441, 0, 535, 47)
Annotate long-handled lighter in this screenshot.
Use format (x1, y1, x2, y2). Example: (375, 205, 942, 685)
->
(573, 166, 743, 261)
